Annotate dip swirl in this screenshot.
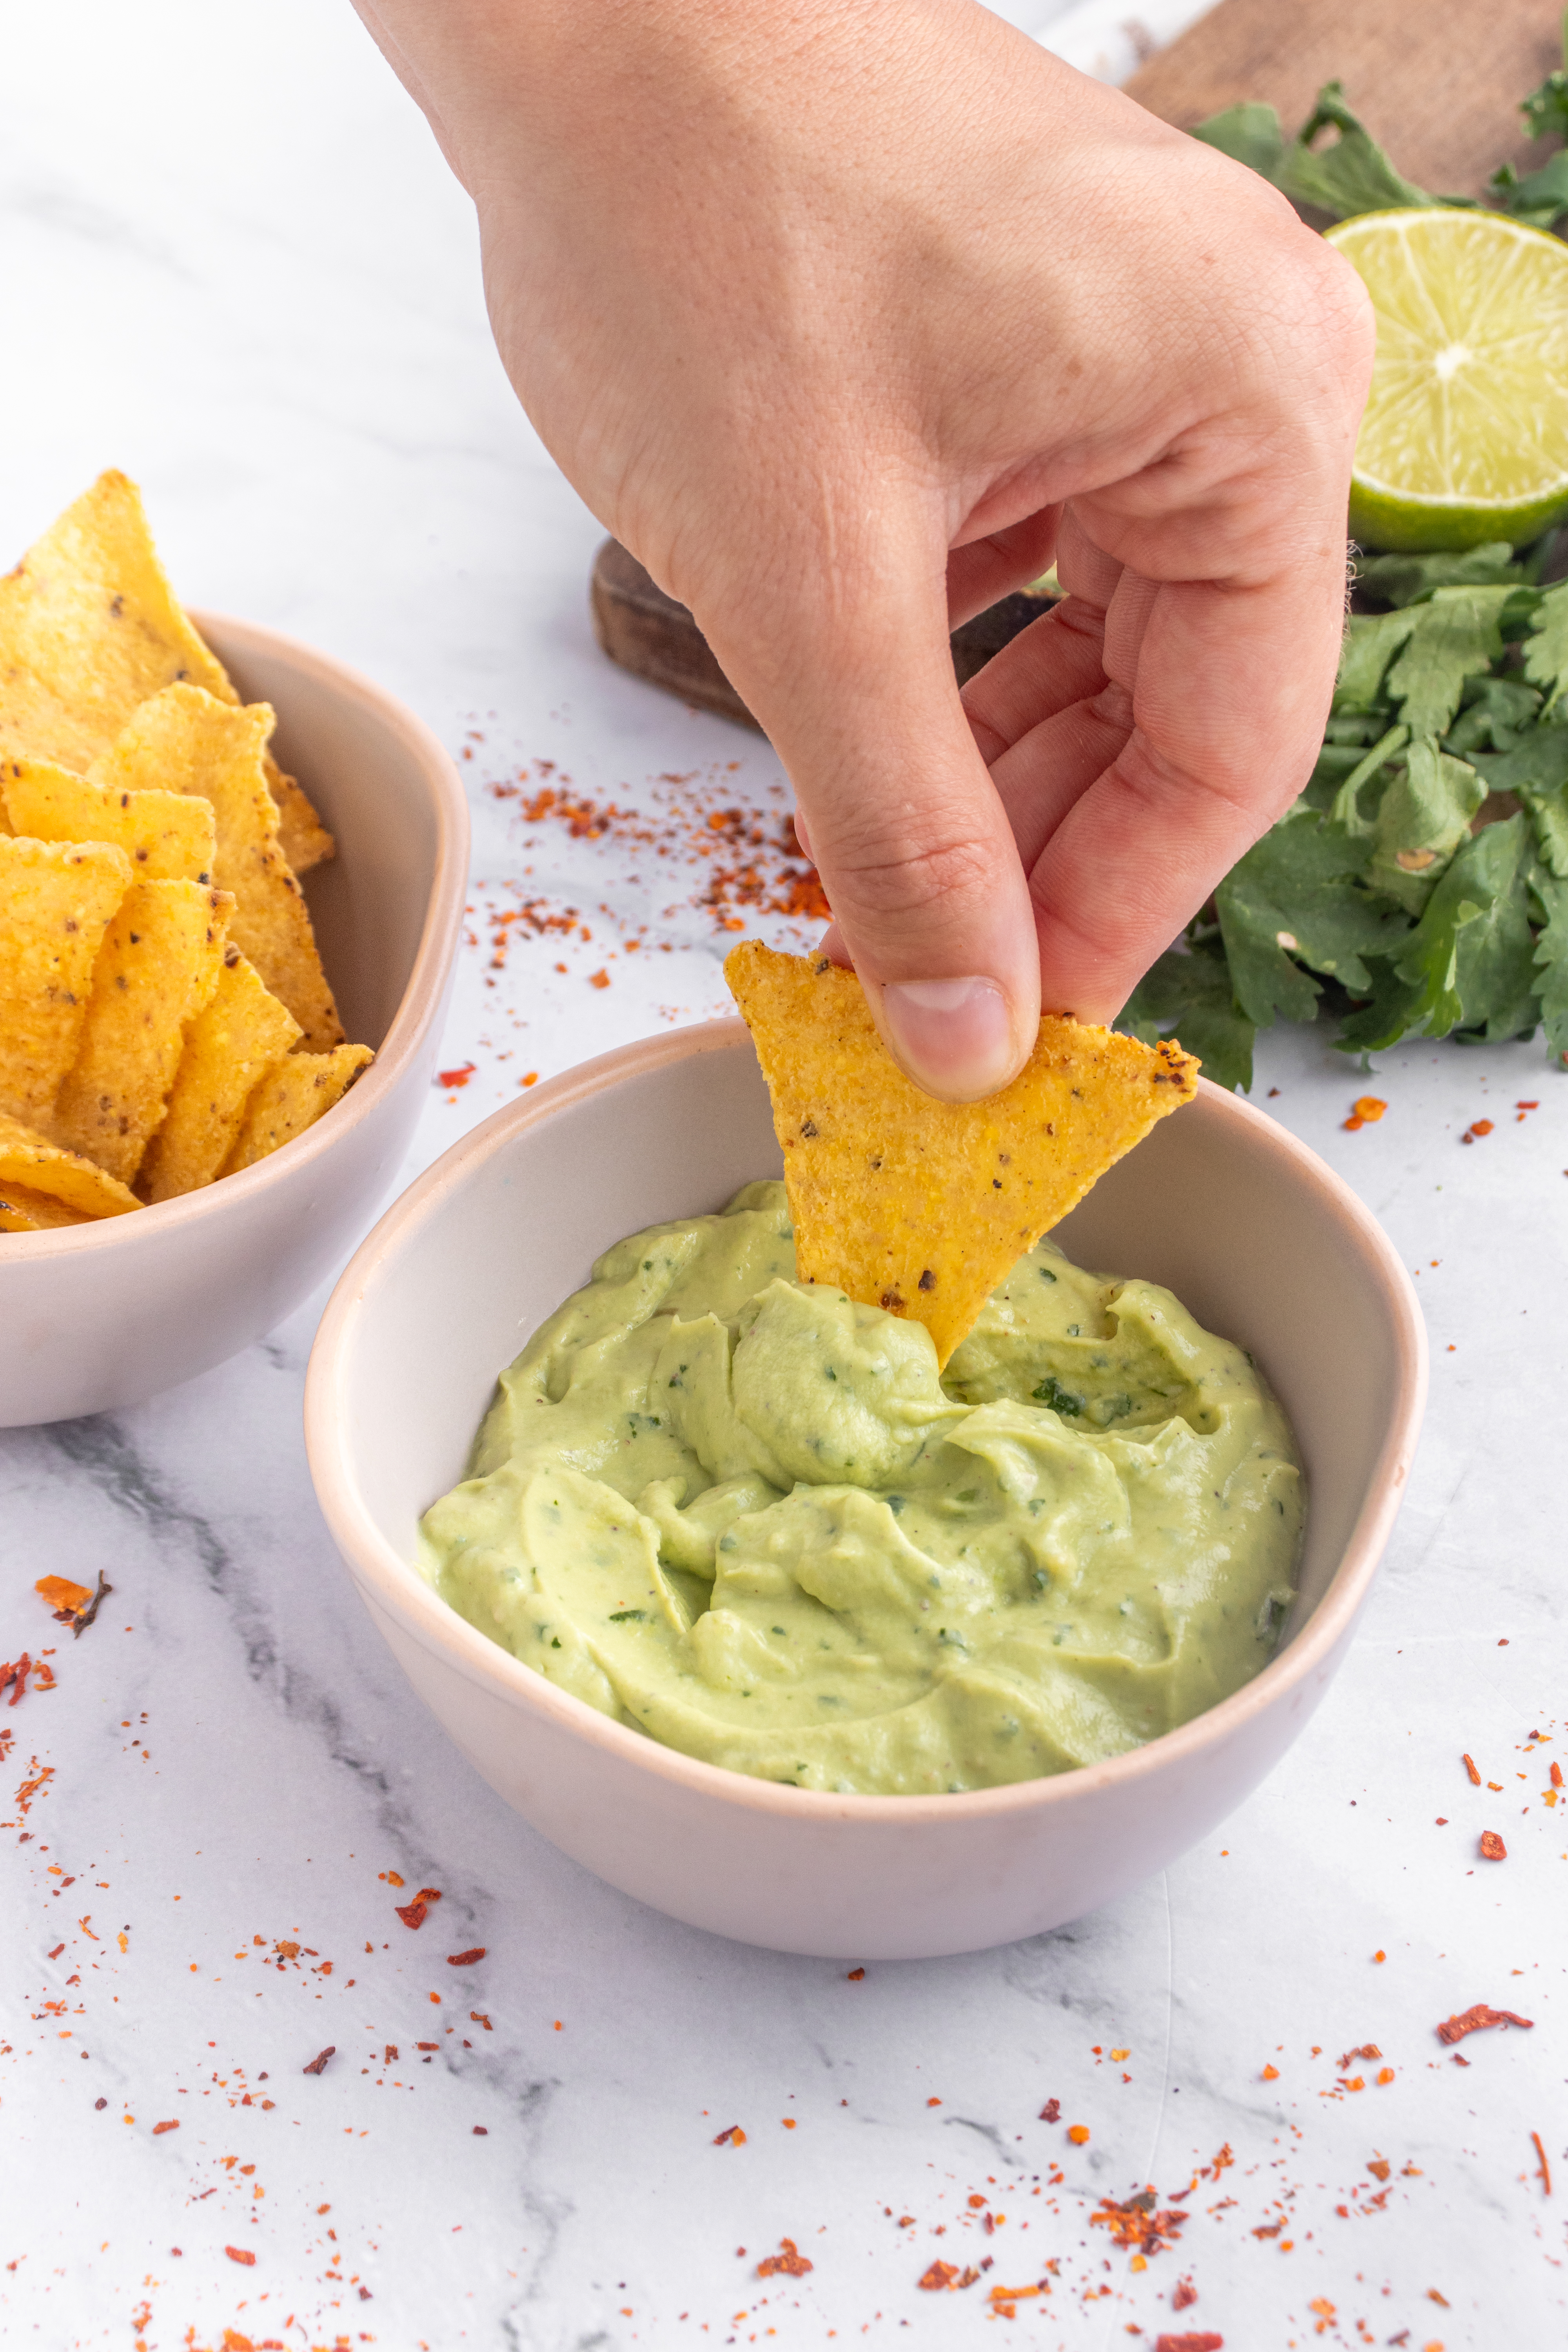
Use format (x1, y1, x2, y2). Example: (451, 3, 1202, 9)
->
(420, 1181, 1304, 1795)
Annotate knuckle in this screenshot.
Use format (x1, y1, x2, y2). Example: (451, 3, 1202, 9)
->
(824, 824, 997, 925)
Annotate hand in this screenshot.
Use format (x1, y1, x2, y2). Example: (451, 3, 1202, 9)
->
(354, 0, 1372, 1096)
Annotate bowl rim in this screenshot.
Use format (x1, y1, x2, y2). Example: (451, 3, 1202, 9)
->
(305, 1018, 1429, 1822)
(2, 608, 470, 1256)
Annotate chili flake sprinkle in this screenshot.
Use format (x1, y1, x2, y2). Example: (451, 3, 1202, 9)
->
(1461, 1119, 1495, 1143)
(446, 1947, 486, 1966)
(1343, 1096, 1387, 1130)
(1462, 1753, 1481, 1785)
(712, 2124, 747, 2147)
(756, 2238, 813, 2279)
(1479, 1830, 1508, 1860)
(1154, 2336, 1223, 2352)
(1436, 2004, 1534, 2044)
(301, 2045, 336, 2076)
(224, 2247, 256, 2266)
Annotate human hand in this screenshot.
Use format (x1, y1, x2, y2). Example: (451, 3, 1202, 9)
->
(354, 0, 1372, 1097)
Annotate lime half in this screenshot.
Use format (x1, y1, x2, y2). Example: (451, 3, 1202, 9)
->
(1326, 207, 1568, 551)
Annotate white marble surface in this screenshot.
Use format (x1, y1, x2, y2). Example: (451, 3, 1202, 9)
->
(2, 6, 1565, 2348)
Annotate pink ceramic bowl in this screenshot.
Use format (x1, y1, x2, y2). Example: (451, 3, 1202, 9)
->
(305, 1022, 1426, 1959)
(0, 614, 468, 1428)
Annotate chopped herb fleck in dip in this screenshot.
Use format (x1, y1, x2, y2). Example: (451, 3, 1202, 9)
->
(420, 1180, 1303, 1795)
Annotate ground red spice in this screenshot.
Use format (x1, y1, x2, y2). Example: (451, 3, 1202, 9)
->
(1462, 1753, 1481, 1785)
(756, 2238, 813, 2278)
(1479, 1830, 1508, 1860)
(1461, 1119, 1495, 1143)
(301, 2046, 335, 2076)
(436, 1063, 476, 1089)
(713, 2124, 746, 2147)
(1, 1655, 32, 1706)
(1155, 2336, 1223, 2352)
(846, 1967, 865, 1982)
(152, 2119, 179, 2135)
(446, 1947, 486, 1967)
(1436, 2004, 1534, 2044)
(1172, 2279, 1198, 2310)
(1039, 2098, 1061, 2122)
(224, 2247, 256, 2266)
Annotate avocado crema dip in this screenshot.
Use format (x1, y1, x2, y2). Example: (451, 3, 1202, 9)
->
(419, 1180, 1305, 1796)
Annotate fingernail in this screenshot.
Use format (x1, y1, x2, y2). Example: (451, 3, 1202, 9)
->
(880, 976, 1019, 1101)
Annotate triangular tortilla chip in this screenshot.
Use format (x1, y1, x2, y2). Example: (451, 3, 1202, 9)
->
(725, 942, 1199, 1367)
(51, 880, 234, 1185)
(3, 754, 216, 883)
(220, 1042, 373, 1176)
(89, 683, 342, 1049)
(0, 470, 334, 871)
(0, 835, 132, 1127)
(0, 1110, 140, 1221)
(138, 949, 302, 1201)
(0, 1182, 94, 1233)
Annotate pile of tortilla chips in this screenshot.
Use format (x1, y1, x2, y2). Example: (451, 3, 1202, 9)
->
(0, 472, 372, 1235)
(725, 942, 1199, 1366)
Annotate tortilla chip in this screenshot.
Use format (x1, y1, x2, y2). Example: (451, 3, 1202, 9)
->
(138, 949, 302, 1202)
(3, 754, 215, 883)
(0, 835, 132, 1125)
(220, 1042, 373, 1175)
(0, 1182, 94, 1233)
(0, 470, 334, 863)
(51, 881, 233, 1186)
(0, 1110, 140, 1220)
(725, 942, 1200, 1367)
(271, 768, 336, 876)
(89, 683, 343, 1049)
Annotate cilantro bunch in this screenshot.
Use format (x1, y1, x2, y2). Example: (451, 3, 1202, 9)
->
(1118, 42, 1568, 1089)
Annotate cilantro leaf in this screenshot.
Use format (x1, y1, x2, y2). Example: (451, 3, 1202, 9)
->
(1276, 84, 1437, 219)
(1216, 813, 1406, 1025)
(1334, 609, 1420, 714)
(1366, 736, 1485, 911)
(1189, 101, 1287, 181)
(1392, 815, 1539, 1042)
(1383, 588, 1513, 737)
(1117, 943, 1254, 1093)
(1491, 149, 1568, 228)
(1532, 868, 1568, 1057)
(1522, 579, 1568, 712)
(1468, 720, 1568, 887)
(1353, 543, 1523, 608)
(1445, 675, 1543, 755)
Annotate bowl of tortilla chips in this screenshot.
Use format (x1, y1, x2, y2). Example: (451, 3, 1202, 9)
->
(0, 473, 468, 1426)
(304, 983, 1425, 1959)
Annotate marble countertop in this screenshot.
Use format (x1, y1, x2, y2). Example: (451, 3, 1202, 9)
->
(2, 6, 1563, 2348)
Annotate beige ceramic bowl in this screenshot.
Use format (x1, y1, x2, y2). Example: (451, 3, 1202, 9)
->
(0, 614, 468, 1429)
(305, 1022, 1426, 1959)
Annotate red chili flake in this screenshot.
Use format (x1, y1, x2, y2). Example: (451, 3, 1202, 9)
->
(1532, 2130, 1552, 2195)
(588, 969, 610, 989)
(384, 2044, 398, 2062)
(34, 1575, 92, 1622)
(846, 1967, 865, 1981)
(47, 1942, 64, 1960)
(757, 2237, 813, 2278)
(1436, 2004, 1534, 2045)
(446, 1947, 486, 1967)
(473, 2126, 488, 2137)
(225, 2247, 256, 2266)
(436, 1063, 476, 1089)
(713, 2124, 747, 2147)
(1, 1655, 32, 1706)
(1090, 2190, 1188, 2257)
(919, 2261, 961, 2291)
(1462, 1753, 1481, 1784)
(1461, 1119, 1494, 1143)
(1343, 1096, 1386, 1130)
(1039, 2098, 1061, 2123)
(1066, 2124, 1090, 2145)
(301, 2046, 336, 2076)
(470, 2011, 492, 2031)
(1155, 2336, 1223, 2352)
(1479, 1830, 1507, 1860)
(1337, 2043, 1381, 2068)
(152, 2119, 179, 2135)
(1517, 1100, 1539, 1109)
(395, 1901, 429, 1930)
(416, 2041, 439, 2051)
(1172, 2279, 1198, 2311)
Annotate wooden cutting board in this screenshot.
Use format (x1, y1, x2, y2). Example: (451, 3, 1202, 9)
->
(593, 0, 1565, 726)
(1125, 0, 1561, 198)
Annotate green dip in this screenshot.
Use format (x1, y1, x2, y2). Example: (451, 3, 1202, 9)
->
(419, 1180, 1304, 1796)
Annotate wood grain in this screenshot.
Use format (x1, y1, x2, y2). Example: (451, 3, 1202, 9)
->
(1125, 0, 1562, 199)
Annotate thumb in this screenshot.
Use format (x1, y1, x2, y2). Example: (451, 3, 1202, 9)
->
(695, 527, 1041, 1102)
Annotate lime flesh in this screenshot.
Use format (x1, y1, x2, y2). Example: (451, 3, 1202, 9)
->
(1326, 207, 1568, 551)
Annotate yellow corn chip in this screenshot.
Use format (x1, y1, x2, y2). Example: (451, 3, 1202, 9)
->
(220, 1042, 373, 1176)
(0, 835, 132, 1126)
(0, 470, 334, 864)
(0, 1182, 94, 1233)
(725, 942, 1200, 1367)
(271, 768, 336, 877)
(0, 1110, 140, 1220)
(3, 754, 215, 883)
(89, 683, 343, 1049)
(51, 881, 233, 1186)
(138, 949, 302, 1202)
